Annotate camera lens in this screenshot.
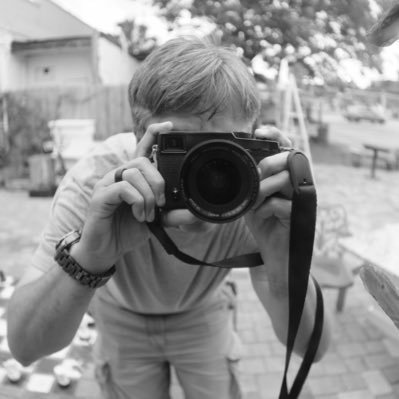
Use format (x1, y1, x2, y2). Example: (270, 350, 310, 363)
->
(180, 140, 259, 223)
(196, 159, 240, 205)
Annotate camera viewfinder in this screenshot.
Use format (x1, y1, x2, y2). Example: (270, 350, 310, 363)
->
(163, 136, 185, 152)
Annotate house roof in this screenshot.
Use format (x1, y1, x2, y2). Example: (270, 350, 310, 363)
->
(49, 0, 98, 36)
(0, 0, 95, 41)
(11, 36, 91, 53)
(11, 32, 124, 54)
(5, 1, 135, 58)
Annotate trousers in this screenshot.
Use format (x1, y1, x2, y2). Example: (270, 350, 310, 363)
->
(92, 291, 242, 399)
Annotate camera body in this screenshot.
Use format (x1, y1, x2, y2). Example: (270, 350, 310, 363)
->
(153, 131, 281, 223)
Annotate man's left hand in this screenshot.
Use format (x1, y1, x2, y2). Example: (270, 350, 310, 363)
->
(245, 126, 293, 272)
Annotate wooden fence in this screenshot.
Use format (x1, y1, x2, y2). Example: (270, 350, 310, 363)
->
(9, 85, 133, 140)
(8, 85, 399, 141)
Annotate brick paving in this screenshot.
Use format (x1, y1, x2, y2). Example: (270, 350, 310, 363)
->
(0, 160, 399, 398)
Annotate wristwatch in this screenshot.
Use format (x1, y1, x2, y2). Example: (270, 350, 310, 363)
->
(54, 230, 116, 289)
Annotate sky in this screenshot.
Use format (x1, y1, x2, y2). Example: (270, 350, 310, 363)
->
(53, 0, 399, 84)
(53, 0, 169, 38)
(381, 44, 399, 81)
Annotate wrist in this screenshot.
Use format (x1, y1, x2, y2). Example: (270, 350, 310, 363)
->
(69, 241, 115, 275)
(54, 230, 116, 289)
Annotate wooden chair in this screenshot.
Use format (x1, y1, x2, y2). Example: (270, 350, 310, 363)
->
(311, 204, 361, 312)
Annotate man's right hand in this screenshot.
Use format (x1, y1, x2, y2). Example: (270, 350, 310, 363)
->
(70, 122, 173, 274)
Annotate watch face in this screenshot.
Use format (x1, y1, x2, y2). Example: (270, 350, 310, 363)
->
(56, 230, 81, 250)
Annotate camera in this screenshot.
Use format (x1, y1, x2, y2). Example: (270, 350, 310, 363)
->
(153, 131, 282, 223)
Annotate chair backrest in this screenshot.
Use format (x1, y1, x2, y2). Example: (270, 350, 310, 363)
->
(314, 204, 351, 258)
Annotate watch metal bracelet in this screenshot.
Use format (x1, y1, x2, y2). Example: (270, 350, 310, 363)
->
(55, 250, 116, 289)
(54, 230, 116, 289)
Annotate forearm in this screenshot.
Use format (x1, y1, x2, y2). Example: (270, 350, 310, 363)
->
(7, 265, 95, 366)
(251, 262, 331, 360)
(252, 268, 330, 359)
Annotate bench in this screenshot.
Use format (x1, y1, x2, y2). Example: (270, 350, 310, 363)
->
(350, 145, 399, 177)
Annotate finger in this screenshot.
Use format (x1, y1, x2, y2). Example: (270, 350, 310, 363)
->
(94, 181, 146, 222)
(133, 158, 165, 207)
(134, 121, 173, 157)
(254, 125, 292, 147)
(100, 158, 165, 207)
(251, 197, 292, 221)
(253, 170, 292, 210)
(121, 158, 165, 208)
(258, 151, 290, 179)
(122, 168, 157, 221)
(161, 209, 200, 227)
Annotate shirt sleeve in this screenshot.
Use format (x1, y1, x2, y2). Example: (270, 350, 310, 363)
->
(31, 133, 136, 273)
(31, 167, 94, 273)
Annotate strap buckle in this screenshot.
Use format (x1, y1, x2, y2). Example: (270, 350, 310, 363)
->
(287, 151, 314, 192)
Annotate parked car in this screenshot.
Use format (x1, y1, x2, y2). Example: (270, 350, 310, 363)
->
(343, 104, 386, 123)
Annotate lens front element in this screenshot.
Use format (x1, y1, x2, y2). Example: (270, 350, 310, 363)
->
(180, 140, 260, 223)
(196, 159, 240, 205)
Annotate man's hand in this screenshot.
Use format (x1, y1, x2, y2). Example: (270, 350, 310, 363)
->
(245, 125, 293, 233)
(245, 126, 293, 280)
(73, 122, 174, 273)
(246, 127, 331, 360)
(73, 120, 214, 273)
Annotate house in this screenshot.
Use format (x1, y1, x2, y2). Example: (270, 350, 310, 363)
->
(0, 0, 140, 91)
(0, 0, 144, 179)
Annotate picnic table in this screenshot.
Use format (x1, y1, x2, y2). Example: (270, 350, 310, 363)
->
(363, 143, 392, 178)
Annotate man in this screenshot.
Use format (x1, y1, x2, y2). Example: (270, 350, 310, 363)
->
(7, 37, 331, 399)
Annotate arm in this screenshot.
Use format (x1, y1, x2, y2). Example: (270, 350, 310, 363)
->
(7, 122, 173, 365)
(250, 251, 331, 361)
(245, 127, 331, 361)
(8, 263, 96, 366)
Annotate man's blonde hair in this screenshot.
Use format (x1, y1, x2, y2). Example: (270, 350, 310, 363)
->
(128, 36, 260, 138)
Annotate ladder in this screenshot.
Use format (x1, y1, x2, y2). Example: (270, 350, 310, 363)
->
(277, 59, 314, 169)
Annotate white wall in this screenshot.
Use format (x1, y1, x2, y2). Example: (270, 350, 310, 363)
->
(2, 36, 140, 90)
(97, 37, 140, 85)
(15, 48, 93, 88)
(0, 31, 27, 91)
(5, 55, 27, 91)
(6, 39, 140, 90)
(0, 31, 12, 91)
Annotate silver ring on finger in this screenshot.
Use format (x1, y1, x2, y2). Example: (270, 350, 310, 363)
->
(114, 168, 127, 183)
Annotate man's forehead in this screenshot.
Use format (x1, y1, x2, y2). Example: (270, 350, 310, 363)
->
(157, 112, 252, 132)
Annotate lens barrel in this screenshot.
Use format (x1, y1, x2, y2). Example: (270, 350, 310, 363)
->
(180, 140, 259, 223)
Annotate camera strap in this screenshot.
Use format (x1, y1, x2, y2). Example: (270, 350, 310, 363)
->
(147, 150, 323, 399)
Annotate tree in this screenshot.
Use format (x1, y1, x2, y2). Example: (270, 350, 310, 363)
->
(152, 0, 384, 86)
(118, 19, 157, 60)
